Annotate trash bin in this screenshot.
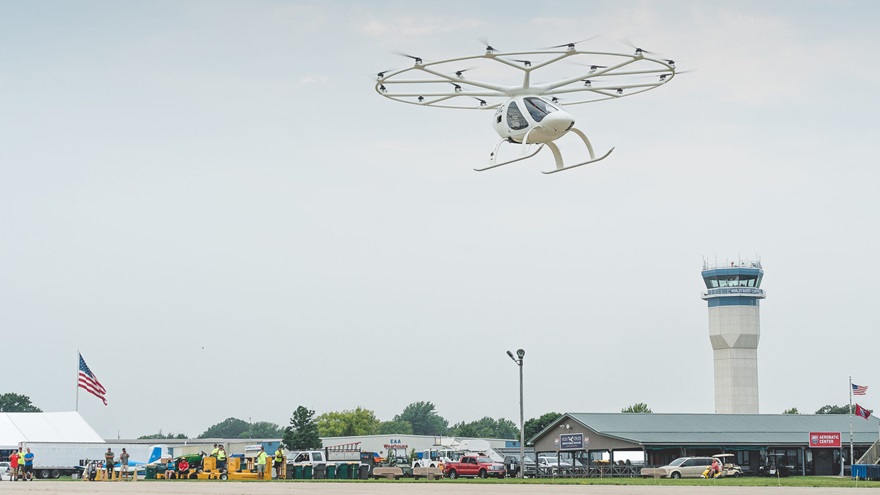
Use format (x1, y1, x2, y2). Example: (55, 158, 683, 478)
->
(286, 464, 294, 479)
(145, 466, 157, 480)
(294, 465, 303, 479)
(303, 465, 313, 479)
(337, 463, 349, 479)
(358, 464, 370, 479)
(314, 464, 326, 479)
(326, 465, 336, 479)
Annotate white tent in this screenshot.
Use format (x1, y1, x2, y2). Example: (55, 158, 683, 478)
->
(0, 412, 104, 448)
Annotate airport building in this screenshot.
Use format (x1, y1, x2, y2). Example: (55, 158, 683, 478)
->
(531, 412, 880, 476)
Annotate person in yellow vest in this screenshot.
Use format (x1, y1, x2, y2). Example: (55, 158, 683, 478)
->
(273, 446, 284, 479)
(210, 444, 219, 458)
(256, 446, 268, 479)
(216, 445, 227, 471)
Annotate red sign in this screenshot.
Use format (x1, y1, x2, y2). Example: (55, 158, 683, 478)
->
(809, 431, 841, 448)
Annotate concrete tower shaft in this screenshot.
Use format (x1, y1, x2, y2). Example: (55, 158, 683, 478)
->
(701, 259, 765, 414)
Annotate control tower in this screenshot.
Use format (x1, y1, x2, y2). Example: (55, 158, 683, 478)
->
(701, 258, 766, 414)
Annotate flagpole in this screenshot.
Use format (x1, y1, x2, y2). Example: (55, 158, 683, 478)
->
(76, 350, 80, 412)
(849, 376, 854, 477)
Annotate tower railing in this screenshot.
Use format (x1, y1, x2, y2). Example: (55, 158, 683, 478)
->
(703, 259, 762, 270)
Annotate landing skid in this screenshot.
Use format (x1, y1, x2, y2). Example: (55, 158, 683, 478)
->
(475, 127, 613, 174)
(475, 141, 545, 172)
(541, 144, 614, 174)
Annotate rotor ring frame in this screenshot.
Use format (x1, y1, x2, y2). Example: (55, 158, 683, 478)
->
(375, 49, 676, 110)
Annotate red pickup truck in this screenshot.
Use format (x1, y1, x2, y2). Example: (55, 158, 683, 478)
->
(443, 455, 507, 479)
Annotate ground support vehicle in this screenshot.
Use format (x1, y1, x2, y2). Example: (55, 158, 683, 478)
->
(444, 455, 506, 479)
(287, 442, 365, 479)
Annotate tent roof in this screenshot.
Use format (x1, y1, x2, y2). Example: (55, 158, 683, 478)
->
(0, 412, 104, 448)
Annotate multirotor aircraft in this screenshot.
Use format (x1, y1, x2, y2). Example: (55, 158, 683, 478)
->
(375, 40, 677, 174)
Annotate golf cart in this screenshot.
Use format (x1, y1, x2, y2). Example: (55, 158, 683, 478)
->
(759, 453, 790, 477)
(711, 454, 743, 478)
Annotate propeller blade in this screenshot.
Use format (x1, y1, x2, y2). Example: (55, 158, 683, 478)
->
(392, 50, 423, 65)
(512, 59, 532, 67)
(477, 37, 497, 53)
(542, 36, 599, 50)
(455, 67, 477, 78)
(567, 61, 609, 71)
(471, 96, 487, 107)
(375, 68, 396, 80)
(621, 39, 659, 56)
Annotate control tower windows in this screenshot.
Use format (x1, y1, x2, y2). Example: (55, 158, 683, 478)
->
(703, 274, 761, 289)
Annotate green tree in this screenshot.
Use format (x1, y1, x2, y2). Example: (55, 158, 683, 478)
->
(199, 417, 250, 438)
(379, 419, 413, 435)
(316, 407, 380, 437)
(394, 401, 448, 435)
(448, 417, 519, 438)
(0, 393, 42, 412)
(138, 430, 187, 439)
(621, 402, 653, 413)
(816, 404, 850, 414)
(523, 412, 561, 444)
(783, 407, 800, 414)
(283, 406, 321, 450)
(245, 421, 283, 438)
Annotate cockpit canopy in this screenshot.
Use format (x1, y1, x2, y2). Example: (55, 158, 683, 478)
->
(504, 97, 559, 130)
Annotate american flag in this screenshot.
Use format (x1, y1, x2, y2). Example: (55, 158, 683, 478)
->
(78, 353, 107, 405)
(853, 383, 868, 396)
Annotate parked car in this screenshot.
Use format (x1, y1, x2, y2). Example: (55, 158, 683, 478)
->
(641, 456, 714, 479)
(537, 455, 572, 468)
(0, 461, 10, 481)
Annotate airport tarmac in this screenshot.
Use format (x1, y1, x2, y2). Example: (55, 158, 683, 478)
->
(3, 481, 880, 495)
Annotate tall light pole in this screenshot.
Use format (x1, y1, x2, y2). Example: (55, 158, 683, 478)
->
(507, 349, 525, 477)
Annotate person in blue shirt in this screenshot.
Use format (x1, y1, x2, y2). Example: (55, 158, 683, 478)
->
(23, 449, 35, 481)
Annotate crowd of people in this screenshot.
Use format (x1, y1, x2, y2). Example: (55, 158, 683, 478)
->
(6, 448, 34, 481)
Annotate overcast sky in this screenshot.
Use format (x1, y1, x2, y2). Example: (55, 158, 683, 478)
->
(2, 0, 879, 440)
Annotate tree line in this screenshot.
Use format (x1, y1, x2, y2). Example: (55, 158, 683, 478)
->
(3, 392, 863, 445)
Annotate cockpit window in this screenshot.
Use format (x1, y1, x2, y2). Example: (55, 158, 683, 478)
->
(506, 102, 529, 130)
(523, 97, 557, 122)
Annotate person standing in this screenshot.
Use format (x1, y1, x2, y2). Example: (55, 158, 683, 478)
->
(9, 449, 18, 481)
(104, 448, 115, 481)
(119, 448, 130, 479)
(274, 446, 285, 479)
(256, 446, 268, 479)
(210, 444, 219, 458)
(23, 449, 34, 481)
(216, 445, 227, 471)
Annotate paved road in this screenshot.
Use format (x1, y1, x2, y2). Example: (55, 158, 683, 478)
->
(3, 481, 880, 495)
